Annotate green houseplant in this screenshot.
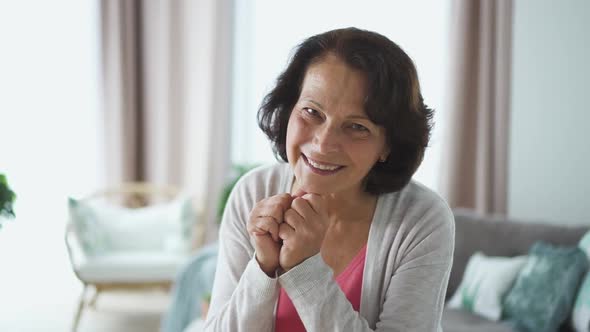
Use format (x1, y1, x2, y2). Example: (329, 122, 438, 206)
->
(0, 174, 16, 227)
(216, 164, 258, 223)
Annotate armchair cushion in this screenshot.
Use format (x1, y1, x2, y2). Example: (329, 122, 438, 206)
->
(68, 198, 110, 255)
(68, 196, 195, 256)
(76, 251, 188, 283)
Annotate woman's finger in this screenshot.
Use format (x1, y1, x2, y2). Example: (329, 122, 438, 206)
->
(278, 222, 295, 242)
(266, 193, 294, 212)
(252, 217, 280, 242)
(284, 208, 304, 230)
(290, 197, 316, 220)
(255, 206, 283, 224)
(252, 194, 294, 223)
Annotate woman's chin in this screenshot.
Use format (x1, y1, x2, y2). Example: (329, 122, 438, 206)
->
(295, 179, 335, 196)
(293, 167, 342, 195)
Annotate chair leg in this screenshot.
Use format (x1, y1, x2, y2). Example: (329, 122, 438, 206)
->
(88, 285, 99, 308)
(71, 285, 87, 332)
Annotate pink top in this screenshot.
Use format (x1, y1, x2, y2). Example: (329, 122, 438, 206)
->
(275, 244, 367, 332)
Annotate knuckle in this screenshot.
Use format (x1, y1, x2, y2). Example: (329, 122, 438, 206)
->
(248, 208, 257, 220)
(269, 206, 282, 219)
(283, 209, 292, 218)
(284, 209, 297, 220)
(255, 218, 269, 230)
(262, 217, 275, 228)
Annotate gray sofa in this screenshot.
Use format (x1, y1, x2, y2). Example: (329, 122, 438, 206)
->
(443, 209, 590, 332)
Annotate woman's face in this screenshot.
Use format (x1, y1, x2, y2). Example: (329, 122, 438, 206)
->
(286, 54, 389, 197)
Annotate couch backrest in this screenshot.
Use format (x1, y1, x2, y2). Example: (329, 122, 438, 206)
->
(447, 209, 590, 298)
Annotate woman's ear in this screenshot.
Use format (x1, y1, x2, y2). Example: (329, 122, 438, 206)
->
(379, 147, 390, 163)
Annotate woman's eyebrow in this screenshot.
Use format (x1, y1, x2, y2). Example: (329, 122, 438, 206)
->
(302, 98, 324, 110)
(347, 115, 371, 121)
(302, 97, 372, 122)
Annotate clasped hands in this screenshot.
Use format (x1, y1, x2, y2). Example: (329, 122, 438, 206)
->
(247, 192, 329, 277)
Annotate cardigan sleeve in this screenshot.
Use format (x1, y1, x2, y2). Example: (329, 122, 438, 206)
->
(279, 200, 455, 332)
(203, 178, 280, 332)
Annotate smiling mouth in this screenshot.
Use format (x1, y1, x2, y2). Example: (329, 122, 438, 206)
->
(302, 154, 344, 175)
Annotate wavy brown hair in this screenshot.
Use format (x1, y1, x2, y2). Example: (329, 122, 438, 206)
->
(258, 27, 433, 194)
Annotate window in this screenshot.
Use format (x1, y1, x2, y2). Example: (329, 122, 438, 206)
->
(0, 1, 101, 329)
(230, 0, 451, 192)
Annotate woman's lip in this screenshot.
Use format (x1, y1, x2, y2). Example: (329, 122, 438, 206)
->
(303, 154, 342, 167)
(301, 154, 344, 174)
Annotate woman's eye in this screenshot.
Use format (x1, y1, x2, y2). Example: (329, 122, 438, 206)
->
(351, 123, 369, 132)
(302, 107, 321, 118)
(303, 107, 320, 117)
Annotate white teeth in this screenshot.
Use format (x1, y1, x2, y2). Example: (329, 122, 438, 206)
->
(307, 157, 340, 171)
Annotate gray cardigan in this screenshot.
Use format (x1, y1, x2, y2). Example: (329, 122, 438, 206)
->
(205, 163, 455, 331)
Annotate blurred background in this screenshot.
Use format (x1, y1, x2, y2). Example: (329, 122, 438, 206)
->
(0, 0, 588, 331)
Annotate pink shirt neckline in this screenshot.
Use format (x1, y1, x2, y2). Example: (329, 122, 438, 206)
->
(335, 243, 368, 282)
(275, 244, 367, 332)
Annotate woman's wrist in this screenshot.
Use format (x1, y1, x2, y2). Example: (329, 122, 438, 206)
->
(255, 254, 278, 277)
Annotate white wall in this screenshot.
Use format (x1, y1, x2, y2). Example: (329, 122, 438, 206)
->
(508, 0, 590, 225)
(0, 1, 101, 329)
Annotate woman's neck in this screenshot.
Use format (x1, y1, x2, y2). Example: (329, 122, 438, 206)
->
(326, 190, 377, 224)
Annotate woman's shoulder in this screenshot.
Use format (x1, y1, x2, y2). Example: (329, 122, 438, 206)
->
(378, 179, 454, 231)
(405, 180, 451, 211)
(374, 180, 455, 261)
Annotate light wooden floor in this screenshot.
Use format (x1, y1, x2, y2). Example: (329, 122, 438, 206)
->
(0, 205, 175, 332)
(76, 290, 170, 332)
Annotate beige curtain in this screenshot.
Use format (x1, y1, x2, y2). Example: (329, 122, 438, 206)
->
(440, 0, 513, 215)
(99, 0, 234, 244)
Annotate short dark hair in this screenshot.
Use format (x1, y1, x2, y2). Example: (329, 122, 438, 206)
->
(257, 27, 433, 194)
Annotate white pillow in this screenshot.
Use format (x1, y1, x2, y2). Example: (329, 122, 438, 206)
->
(68, 198, 109, 255)
(572, 231, 590, 332)
(69, 196, 195, 255)
(447, 252, 527, 321)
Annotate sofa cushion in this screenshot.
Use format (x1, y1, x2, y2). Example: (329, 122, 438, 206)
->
(442, 308, 516, 332)
(447, 252, 526, 321)
(571, 230, 590, 332)
(449, 209, 590, 298)
(502, 242, 588, 332)
(572, 272, 590, 332)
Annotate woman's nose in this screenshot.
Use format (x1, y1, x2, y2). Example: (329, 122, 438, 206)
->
(313, 125, 340, 153)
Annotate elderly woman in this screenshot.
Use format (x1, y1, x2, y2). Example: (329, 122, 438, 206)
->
(204, 27, 454, 331)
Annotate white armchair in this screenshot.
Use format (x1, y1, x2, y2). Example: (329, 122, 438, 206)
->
(65, 183, 203, 331)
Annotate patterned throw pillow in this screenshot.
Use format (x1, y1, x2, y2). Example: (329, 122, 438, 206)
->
(502, 242, 588, 332)
(447, 252, 527, 321)
(572, 231, 590, 332)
